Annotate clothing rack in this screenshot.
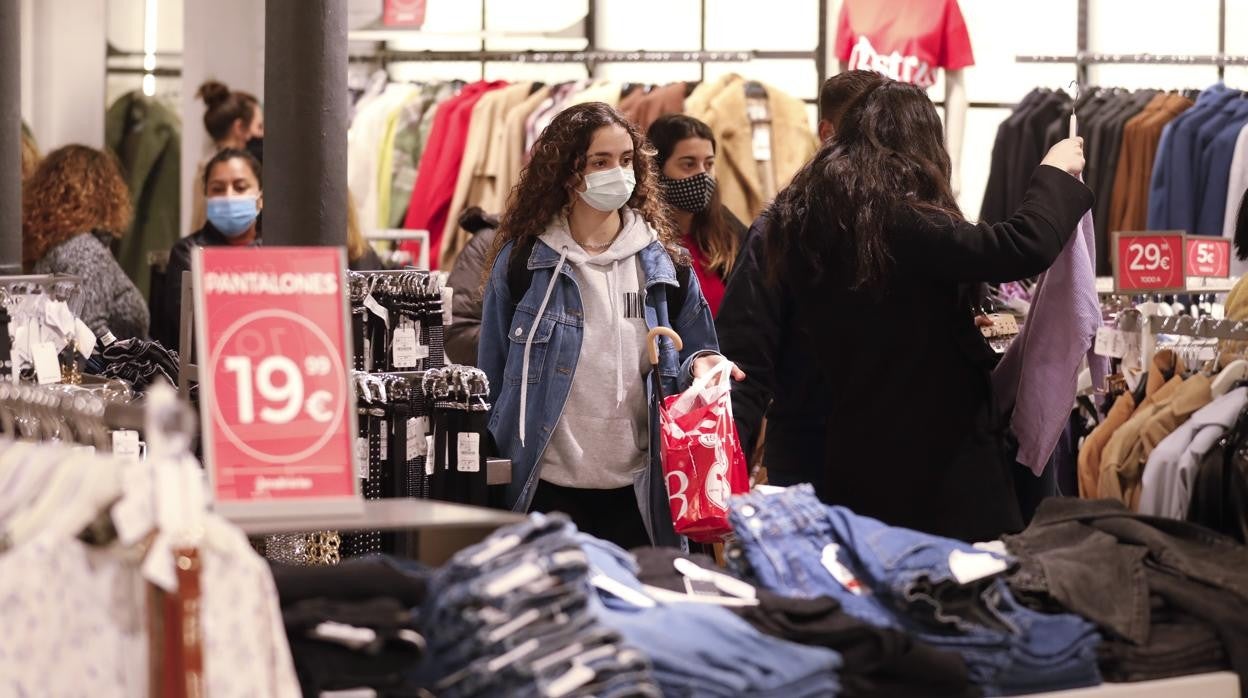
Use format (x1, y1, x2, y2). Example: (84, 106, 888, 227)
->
(1121, 312, 1248, 366)
(1016, 53, 1248, 68)
(352, 49, 759, 64)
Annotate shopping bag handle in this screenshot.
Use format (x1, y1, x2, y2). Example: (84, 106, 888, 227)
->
(646, 327, 684, 367)
(670, 357, 735, 415)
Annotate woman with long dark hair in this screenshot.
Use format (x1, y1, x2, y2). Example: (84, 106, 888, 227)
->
(479, 102, 733, 548)
(720, 80, 1090, 541)
(647, 114, 746, 316)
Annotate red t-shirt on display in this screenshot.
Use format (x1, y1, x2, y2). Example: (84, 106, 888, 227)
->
(835, 0, 975, 89)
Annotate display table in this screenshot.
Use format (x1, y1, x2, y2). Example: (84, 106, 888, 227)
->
(236, 498, 524, 564)
(1030, 672, 1239, 697)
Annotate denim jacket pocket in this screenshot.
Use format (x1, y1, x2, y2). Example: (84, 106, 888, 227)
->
(505, 309, 557, 385)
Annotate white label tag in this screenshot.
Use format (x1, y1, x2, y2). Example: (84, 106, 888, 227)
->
(355, 437, 369, 479)
(751, 125, 772, 161)
(392, 327, 418, 368)
(378, 421, 388, 461)
(425, 436, 435, 475)
(1094, 326, 1128, 358)
(363, 294, 389, 327)
(406, 417, 428, 460)
(442, 287, 454, 326)
(821, 543, 864, 595)
(457, 432, 481, 472)
(111, 486, 154, 546)
(142, 531, 178, 592)
(32, 341, 61, 384)
(74, 319, 96, 358)
(112, 430, 142, 461)
(948, 549, 1010, 585)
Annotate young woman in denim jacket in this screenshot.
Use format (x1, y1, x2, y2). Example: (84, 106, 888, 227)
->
(479, 102, 739, 548)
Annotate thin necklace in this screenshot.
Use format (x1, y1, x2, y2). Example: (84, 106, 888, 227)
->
(575, 218, 623, 252)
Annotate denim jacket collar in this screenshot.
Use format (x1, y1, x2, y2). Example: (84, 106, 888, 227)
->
(525, 238, 678, 289)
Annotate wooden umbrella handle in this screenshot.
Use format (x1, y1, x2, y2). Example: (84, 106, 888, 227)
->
(646, 327, 684, 366)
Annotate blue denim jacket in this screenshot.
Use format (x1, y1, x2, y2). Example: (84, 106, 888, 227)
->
(479, 234, 719, 546)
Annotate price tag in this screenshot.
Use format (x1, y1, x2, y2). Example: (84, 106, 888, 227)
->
(441, 287, 454, 327)
(1094, 327, 1129, 358)
(378, 420, 388, 461)
(355, 437, 369, 479)
(406, 417, 428, 460)
(112, 430, 142, 461)
(32, 341, 61, 385)
(74, 319, 96, 358)
(821, 543, 864, 595)
(751, 125, 772, 161)
(194, 246, 360, 517)
(1185, 236, 1231, 278)
(980, 313, 1020, 338)
(425, 436, 435, 475)
(392, 327, 419, 368)
(363, 294, 389, 327)
(457, 433, 481, 472)
(1113, 232, 1185, 293)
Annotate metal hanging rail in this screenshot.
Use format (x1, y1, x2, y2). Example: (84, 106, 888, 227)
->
(1016, 53, 1248, 67)
(351, 49, 757, 64)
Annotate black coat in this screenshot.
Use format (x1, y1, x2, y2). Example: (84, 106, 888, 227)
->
(717, 165, 1094, 542)
(156, 223, 260, 353)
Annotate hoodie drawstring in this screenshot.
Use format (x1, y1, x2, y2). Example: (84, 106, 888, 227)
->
(519, 245, 569, 447)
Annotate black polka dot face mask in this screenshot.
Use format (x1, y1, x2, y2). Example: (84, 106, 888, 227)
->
(660, 172, 716, 213)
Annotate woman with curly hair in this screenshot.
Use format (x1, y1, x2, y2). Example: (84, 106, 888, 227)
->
(23, 145, 149, 339)
(479, 102, 738, 548)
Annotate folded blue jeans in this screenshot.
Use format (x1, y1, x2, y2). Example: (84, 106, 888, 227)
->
(578, 533, 843, 697)
(730, 485, 1101, 695)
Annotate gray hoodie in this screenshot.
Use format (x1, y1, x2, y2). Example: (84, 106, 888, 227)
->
(533, 209, 657, 489)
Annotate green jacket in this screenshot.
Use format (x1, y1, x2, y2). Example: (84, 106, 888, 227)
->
(105, 91, 182, 300)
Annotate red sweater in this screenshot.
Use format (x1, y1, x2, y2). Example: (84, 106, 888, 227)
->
(401, 81, 508, 268)
(687, 239, 726, 317)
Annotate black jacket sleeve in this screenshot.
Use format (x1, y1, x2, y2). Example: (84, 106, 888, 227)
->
(715, 218, 782, 457)
(895, 165, 1094, 284)
(445, 227, 497, 366)
(158, 236, 194, 352)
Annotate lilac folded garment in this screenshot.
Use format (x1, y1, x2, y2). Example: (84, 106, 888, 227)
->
(993, 200, 1107, 475)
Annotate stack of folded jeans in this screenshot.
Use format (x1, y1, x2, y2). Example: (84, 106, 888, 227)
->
(271, 556, 432, 696)
(729, 485, 1103, 696)
(632, 547, 979, 698)
(578, 534, 844, 697)
(421, 513, 662, 697)
(1003, 498, 1248, 691)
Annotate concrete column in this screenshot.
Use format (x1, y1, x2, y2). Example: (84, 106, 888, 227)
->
(263, 0, 348, 247)
(0, 0, 22, 273)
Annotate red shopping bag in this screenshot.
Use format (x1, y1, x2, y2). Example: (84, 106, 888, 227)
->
(659, 359, 750, 543)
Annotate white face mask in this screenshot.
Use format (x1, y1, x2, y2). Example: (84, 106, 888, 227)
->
(578, 167, 636, 212)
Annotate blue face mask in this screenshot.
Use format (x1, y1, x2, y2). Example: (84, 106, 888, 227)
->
(206, 196, 260, 237)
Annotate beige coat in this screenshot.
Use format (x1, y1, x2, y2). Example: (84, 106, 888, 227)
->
(440, 82, 534, 269)
(686, 74, 818, 223)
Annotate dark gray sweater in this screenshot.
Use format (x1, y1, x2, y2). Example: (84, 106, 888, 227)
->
(33, 233, 150, 339)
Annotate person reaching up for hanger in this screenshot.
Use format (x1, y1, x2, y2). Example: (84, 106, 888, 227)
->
(157, 148, 263, 352)
(717, 78, 1089, 543)
(478, 102, 738, 549)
